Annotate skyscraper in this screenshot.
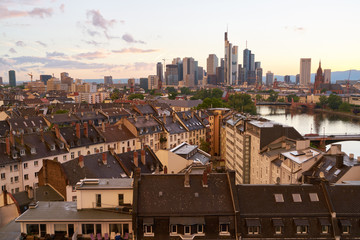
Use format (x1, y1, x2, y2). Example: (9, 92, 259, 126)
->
(165, 64, 179, 86)
(207, 54, 218, 75)
(266, 71, 274, 86)
(256, 68, 263, 86)
(40, 75, 52, 85)
(156, 62, 163, 89)
(0, 77, 3, 85)
(231, 46, 238, 84)
(300, 58, 311, 86)
(250, 54, 255, 71)
(296, 74, 300, 85)
(284, 75, 290, 84)
(104, 76, 113, 85)
(148, 75, 159, 90)
(140, 78, 148, 91)
(183, 57, 196, 88)
(224, 32, 238, 85)
(8, 70, 16, 87)
(324, 69, 331, 84)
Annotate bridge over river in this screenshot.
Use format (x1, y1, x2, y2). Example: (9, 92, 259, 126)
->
(303, 134, 360, 150)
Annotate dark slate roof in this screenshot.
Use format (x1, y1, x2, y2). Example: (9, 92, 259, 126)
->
(236, 184, 329, 216)
(136, 173, 234, 217)
(156, 116, 186, 134)
(23, 98, 43, 106)
(101, 108, 130, 118)
(74, 111, 107, 121)
(16, 108, 38, 117)
(134, 104, 157, 115)
(327, 184, 360, 215)
(60, 124, 104, 148)
(96, 124, 136, 143)
(127, 116, 164, 136)
(0, 120, 10, 137)
(62, 152, 128, 186)
(158, 99, 202, 108)
(35, 185, 64, 201)
(45, 113, 80, 124)
(176, 111, 205, 131)
(8, 116, 46, 132)
(116, 147, 163, 175)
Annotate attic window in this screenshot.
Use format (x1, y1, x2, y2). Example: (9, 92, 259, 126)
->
(309, 193, 319, 202)
(20, 149, 25, 156)
(292, 194, 302, 202)
(31, 148, 36, 154)
(60, 143, 64, 149)
(325, 165, 333, 172)
(50, 144, 56, 151)
(274, 194, 284, 202)
(334, 169, 341, 176)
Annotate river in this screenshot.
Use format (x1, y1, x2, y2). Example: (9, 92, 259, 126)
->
(257, 106, 360, 157)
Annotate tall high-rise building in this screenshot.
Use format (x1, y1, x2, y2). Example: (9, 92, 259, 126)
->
(40, 75, 52, 85)
(207, 54, 218, 75)
(300, 58, 311, 86)
(243, 48, 251, 72)
(60, 72, 69, 81)
(256, 68, 263, 85)
(128, 78, 135, 93)
(156, 62, 163, 89)
(9, 70, 16, 87)
(324, 69, 331, 84)
(284, 75, 290, 84)
(140, 78, 148, 91)
(296, 74, 300, 85)
(224, 32, 238, 85)
(165, 64, 179, 86)
(255, 62, 261, 70)
(250, 54, 255, 71)
(183, 57, 196, 88)
(148, 75, 159, 90)
(0, 76, 3, 85)
(266, 71, 274, 86)
(104, 76, 113, 85)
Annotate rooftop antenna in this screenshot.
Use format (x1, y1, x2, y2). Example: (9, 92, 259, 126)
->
(246, 40, 248, 49)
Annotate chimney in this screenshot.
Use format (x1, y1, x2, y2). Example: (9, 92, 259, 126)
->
(76, 123, 81, 139)
(27, 187, 34, 199)
(84, 122, 88, 138)
(6, 137, 10, 155)
(134, 151, 138, 167)
(79, 155, 84, 168)
(336, 154, 344, 169)
(102, 122, 105, 132)
(358, 156, 360, 163)
(155, 164, 160, 174)
(134, 115, 137, 122)
(3, 188, 7, 206)
(81, 112, 84, 117)
(281, 141, 286, 148)
(127, 147, 131, 152)
(172, 115, 176, 123)
(184, 170, 190, 187)
(141, 149, 146, 165)
(164, 165, 168, 174)
(145, 115, 149, 120)
(163, 114, 166, 124)
(191, 111, 194, 118)
(54, 124, 60, 140)
(349, 153, 354, 160)
(202, 170, 208, 187)
(135, 167, 141, 181)
(89, 120, 93, 125)
(102, 152, 107, 165)
(10, 131, 14, 147)
(182, 112, 186, 120)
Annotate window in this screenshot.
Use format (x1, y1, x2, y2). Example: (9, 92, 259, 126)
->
(31, 148, 36, 154)
(219, 223, 229, 234)
(15, 176, 19, 182)
(71, 152, 75, 159)
(14, 165, 18, 171)
(34, 161, 38, 167)
(35, 172, 38, 177)
(78, 151, 81, 157)
(63, 155, 67, 161)
(248, 226, 260, 234)
(339, 219, 351, 234)
(96, 194, 101, 207)
(118, 194, 124, 205)
(309, 193, 319, 202)
(24, 174, 29, 180)
(10, 166, 12, 172)
(15, 187, 19, 193)
(274, 194, 284, 202)
(11, 177, 13, 183)
(0, 173, 5, 179)
(1, 185, 6, 191)
(50, 144, 56, 151)
(24, 163, 28, 169)
(321, 225, 329, 234)
(342, 226, 350, 234)
(296, 225, 308, 234)
(82, 224, 94, 234)
(100, 147, 103, 152)
(170, 225, 177, 234)
(143, 225, 153, 235)
(20, 149, 25, 156)
(292, 193, 302, 202)
(197, 224, 204, 234)
(275, 225, 282, 234)
(184, 225, 191, 235)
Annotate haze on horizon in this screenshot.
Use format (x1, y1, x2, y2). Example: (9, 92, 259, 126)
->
(1, 0, 359, 82)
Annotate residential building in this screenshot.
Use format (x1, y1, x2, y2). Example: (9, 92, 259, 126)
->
(147, 75, 159, 90)
(104, 76, 113, 85)
(155, 114, 187, 150)
(300, 58, 311, 86)
(175, 111, 206, 146)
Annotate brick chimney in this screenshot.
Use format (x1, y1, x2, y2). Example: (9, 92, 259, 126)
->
(141, 149, 146, 165)
(191, 111, 194, 118)
(89, 120, 93, 125)
(102, 152, 107, 165)
(182, 112, 186, 120)
(76, 123, 81, 139)
(164, 165, 168, 174)
(9, 131, 14, 147)
(336, 154, 344, 169)
(184, 170, 190, 187)
(134, 151, 138, 167)
(54, 124, 60, 140)
(79, 155, 84, 168)
(202, 170, 208, 187)
(163, 114, 166, 124)
(84, 122, 88, 138)
(6, 137, 10, 155)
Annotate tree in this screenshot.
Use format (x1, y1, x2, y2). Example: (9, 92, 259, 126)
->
(255, 94, 263, 102)
(111, 88, 121, 101)
(200, 139, 210, 153)
(166, 87, 177, 93)
(319, 95, 328, 107)
(228, 93, 256, 115)
(287, 94, 300, 102)
(339, 102, 351, 112)
(327, 94, 342, 110)
(168, 92, 177, 100)
(267, 92, 278, 102)
(180, 87, 192, 95)
(128, 93, 144, 100)
(55, 109, 69, 114)
(196, 98, 224, 109)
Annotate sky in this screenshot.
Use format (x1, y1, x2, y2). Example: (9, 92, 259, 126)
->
(1, 0, 360, 82)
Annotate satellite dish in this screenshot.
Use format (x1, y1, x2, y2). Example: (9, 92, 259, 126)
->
(319, 171, 325, 178)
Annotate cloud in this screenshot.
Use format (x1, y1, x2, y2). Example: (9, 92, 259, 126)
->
(73, 51, 108, 60)
(122, 34, 146, 44)
(284, 26, 305, 32)
(16, 41, 26, 47)
(83, 40, 102, 46)
(0, 6, 53, 19)
(28, 8, 53, 18)
(59, 4, 64, 13)
(36, 41, 47, 47)
(87, 29, 100, 37)
(112, 48, 158, 54)
(9, 48, 17, 53)
(86, 10, 115, 31)
(46, 51, 67, 58)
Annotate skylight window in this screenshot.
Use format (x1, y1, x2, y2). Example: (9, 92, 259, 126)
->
(334, 169, 341, 176)
(309, 193, 319, 202)
(274, 194, 284, 202)
(325, 165, 333, 172)
(292, 193, 302, 202)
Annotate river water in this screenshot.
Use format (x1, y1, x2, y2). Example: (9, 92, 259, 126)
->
(257, 106, 360, 157)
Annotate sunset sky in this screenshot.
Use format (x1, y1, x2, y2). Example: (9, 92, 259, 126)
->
(1, 0, 359, 82)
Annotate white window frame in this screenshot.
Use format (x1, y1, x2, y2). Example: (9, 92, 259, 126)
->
(184, 225, 191, 235)
(143, 225, 154, 236)
(219, 223, 230, 236)
(170, 225, 177, 234)
(296, 225, 308, 234)
(197, 224, 204, 234)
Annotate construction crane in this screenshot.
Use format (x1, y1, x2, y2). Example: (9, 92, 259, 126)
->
(28, 72, 33, 82)
(347, 70, 351, 94)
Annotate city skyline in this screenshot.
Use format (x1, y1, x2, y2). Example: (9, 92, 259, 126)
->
(1, 0, 360, 82)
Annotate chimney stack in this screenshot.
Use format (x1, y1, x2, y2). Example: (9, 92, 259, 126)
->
(79, 155, 84, 168)
(6, 137, 10, 155)
(102, 122, 106, 132)
(336, 154, 344, 169)
(84, 122, 88, 138)
(10, 131, 14, 147)
(163, 114, 166, 124)
(202, 170, 208, 187)
(191, 111, 194, 118)
(102, 152, 107, 165)
(184, 170, 190, 187)
(164, 165, 168, 174)
(27, 186, 34, 199)
(141, 149, 146, 165)
(76, 123, 81, 139)
(134, 151, 138, 167)
(182, 112, 186, 120)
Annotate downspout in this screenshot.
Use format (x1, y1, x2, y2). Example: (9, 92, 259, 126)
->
(226, 172, 238, 239)
(320, 181, 339, 240)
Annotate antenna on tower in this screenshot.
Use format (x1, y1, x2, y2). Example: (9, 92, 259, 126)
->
(246, 40, 248, 49)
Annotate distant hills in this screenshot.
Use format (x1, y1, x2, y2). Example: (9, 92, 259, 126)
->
(270, 70, 360, 83)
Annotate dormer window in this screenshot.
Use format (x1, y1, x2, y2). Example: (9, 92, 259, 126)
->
(31, 148, 36, 154)
(50, 144, 56, 151)
(12, 153, 18, 159)
(59, 143, 64, 149)
(20, 149, 25, 156)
